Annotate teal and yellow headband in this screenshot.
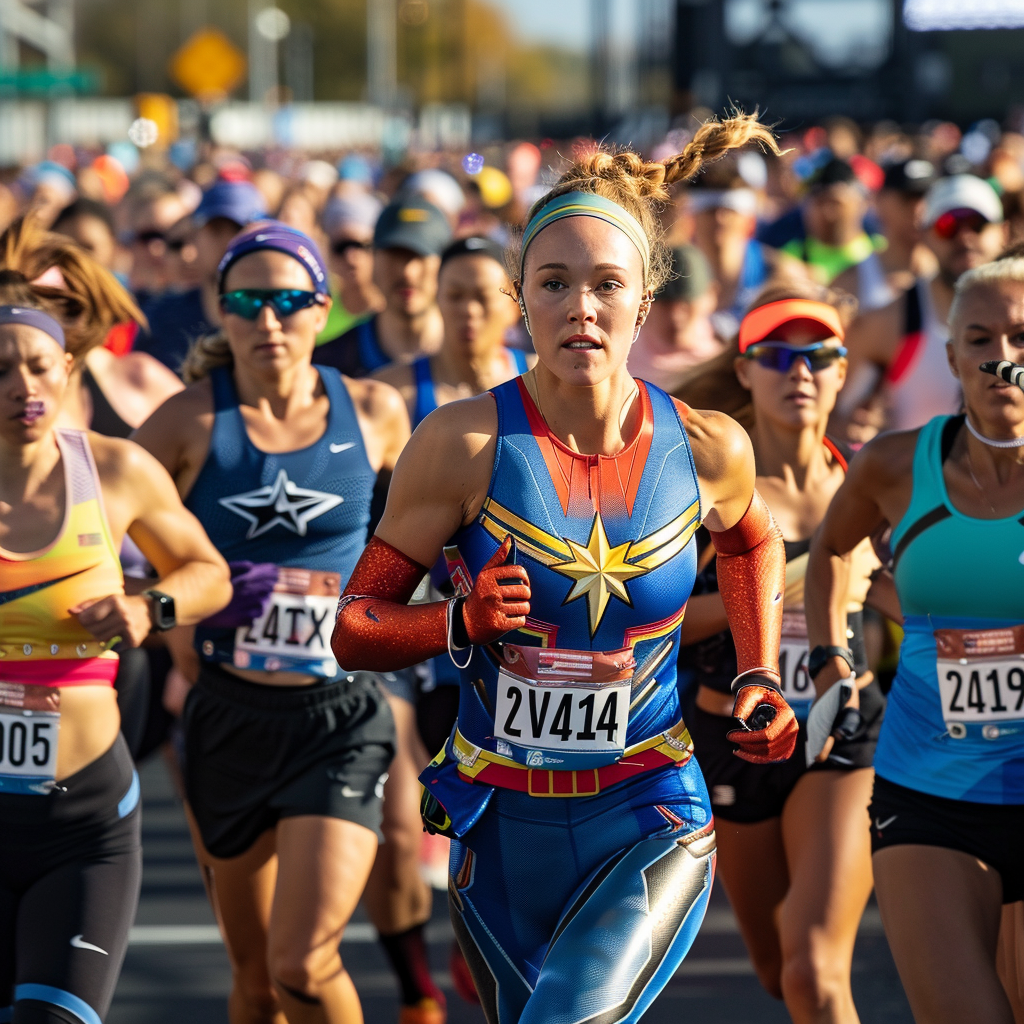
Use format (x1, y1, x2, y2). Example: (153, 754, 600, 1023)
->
(519, 190, 651, 281)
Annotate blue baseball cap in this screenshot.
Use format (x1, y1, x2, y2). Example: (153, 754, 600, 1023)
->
(194, 179, 267, 229)
(337, 154, 375, 187)
(32, 160, 77, 191)
(217, 221, 330, 296)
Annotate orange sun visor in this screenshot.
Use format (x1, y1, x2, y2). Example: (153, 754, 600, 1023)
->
(738, 299, 845, 353)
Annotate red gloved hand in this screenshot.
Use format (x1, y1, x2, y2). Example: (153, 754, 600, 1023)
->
(458, 535, 531, 645)
(726, 682, 799, 764)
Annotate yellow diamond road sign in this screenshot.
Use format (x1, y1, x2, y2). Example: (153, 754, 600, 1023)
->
(171, 28, 246, 100)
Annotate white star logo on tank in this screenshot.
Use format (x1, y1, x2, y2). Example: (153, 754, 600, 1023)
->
(219, 468, 343, 539)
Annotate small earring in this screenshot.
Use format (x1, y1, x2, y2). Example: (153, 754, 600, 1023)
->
(518, 297, 531, 336)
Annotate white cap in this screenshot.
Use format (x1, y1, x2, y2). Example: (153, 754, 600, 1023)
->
(688, 188, 758, 217)
(923, 174, 1003, 228)
(322, 191, 384, 236)
(404, 169, 466, 218)
(301, 159, 339, 191)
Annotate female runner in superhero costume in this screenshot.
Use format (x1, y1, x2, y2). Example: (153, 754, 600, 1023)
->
(333, 113, 799, 1024)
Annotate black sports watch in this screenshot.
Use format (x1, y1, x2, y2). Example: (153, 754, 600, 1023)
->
(808, 644, 854, 681)
(143, 589, 176, 632)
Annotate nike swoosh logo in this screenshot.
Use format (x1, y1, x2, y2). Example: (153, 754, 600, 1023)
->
(340, 785, 365, 798)
(70, 934, 108, 955)
(874, 815, 897, 831)
(329, 442, 355, 454)
(0, 568, 92, 607)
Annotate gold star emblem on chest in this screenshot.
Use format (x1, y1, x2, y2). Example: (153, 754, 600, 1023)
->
(552, 511, 648, 635)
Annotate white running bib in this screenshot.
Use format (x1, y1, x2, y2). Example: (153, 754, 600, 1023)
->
(233, 567, 340, 676)
(935, 627, 1024, 739)
(0, 708, 59, 792)
(0, 682, 60, 794)
(778, 611, 814, 716)
(495, 671, 629, 755)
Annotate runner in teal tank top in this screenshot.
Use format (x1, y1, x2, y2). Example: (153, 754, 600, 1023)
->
(885, 413, 1024, 799)
(806, 253, 1024, 1024)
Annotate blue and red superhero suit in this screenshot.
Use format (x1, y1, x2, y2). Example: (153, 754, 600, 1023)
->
(335, 376, 791, 1024)
(426, 379, 714, 1024)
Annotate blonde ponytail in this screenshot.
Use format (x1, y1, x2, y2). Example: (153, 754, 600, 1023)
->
(181, 331, 233, 383)
(660, 112, 779, 187)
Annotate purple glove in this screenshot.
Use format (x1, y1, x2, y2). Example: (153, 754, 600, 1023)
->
(201, 561, 279, 629)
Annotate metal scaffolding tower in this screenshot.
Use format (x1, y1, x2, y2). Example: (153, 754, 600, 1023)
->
(0, 0, 75, 69)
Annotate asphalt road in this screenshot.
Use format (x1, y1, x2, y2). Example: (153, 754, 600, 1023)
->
(110, 756, 914, 1024)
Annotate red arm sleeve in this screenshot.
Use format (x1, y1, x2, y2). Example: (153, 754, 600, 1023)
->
(709, 489, 785, 685)
(331, 537, 449, 672)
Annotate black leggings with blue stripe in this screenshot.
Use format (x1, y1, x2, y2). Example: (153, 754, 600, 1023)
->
(0, 735, 141, 1024)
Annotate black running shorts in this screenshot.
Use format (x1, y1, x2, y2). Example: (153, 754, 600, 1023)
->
(183, 664, 396, 859)
(870, 774, 1024, 903)
(0, 733, 142, 1023)
(688, 679, 886, 824)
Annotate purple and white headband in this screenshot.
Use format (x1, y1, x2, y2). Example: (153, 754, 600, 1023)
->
(217, 221, 330, 296)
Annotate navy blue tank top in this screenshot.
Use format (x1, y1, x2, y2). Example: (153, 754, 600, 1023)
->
(411, 349, 530, 428)
(188, 365, 375, 677)
(312, 316, 389, 378)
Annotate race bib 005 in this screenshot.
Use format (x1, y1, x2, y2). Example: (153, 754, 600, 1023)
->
(935, 626, 1024, 740)
(0, 682, 59, 795)
(234, 568, 341, 677)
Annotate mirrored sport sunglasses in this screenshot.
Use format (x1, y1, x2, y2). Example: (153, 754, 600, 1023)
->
(219, 288, 325, 320)
(742, 342, 847, 373)
(933, 207, 989, 240)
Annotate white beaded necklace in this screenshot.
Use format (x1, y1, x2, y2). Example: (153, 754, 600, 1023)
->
(964, 415, 1024, 449)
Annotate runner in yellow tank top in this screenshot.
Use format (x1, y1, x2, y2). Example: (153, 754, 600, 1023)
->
(2, 427, 124, 679)
(0, 218, 231, 1024)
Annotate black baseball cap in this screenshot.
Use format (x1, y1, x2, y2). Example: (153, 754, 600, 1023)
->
(439, 235, 506, 271)
(882, 158, 938, 196)
(373, 196, 452, 257)
(806, 157, 859, 192)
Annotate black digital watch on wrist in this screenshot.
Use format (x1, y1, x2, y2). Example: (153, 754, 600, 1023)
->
(808, 644, 854, 681)
(143, 589, 176, 632)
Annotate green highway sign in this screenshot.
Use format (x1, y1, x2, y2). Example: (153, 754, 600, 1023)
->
(0, 68, 98, 95)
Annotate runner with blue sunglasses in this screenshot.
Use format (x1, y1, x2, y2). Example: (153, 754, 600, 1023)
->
(742, 340, 848, 373)
(220, 226, 454, 1024)
(135, 222, 412, 1024)
(219, 287, 327, 320)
